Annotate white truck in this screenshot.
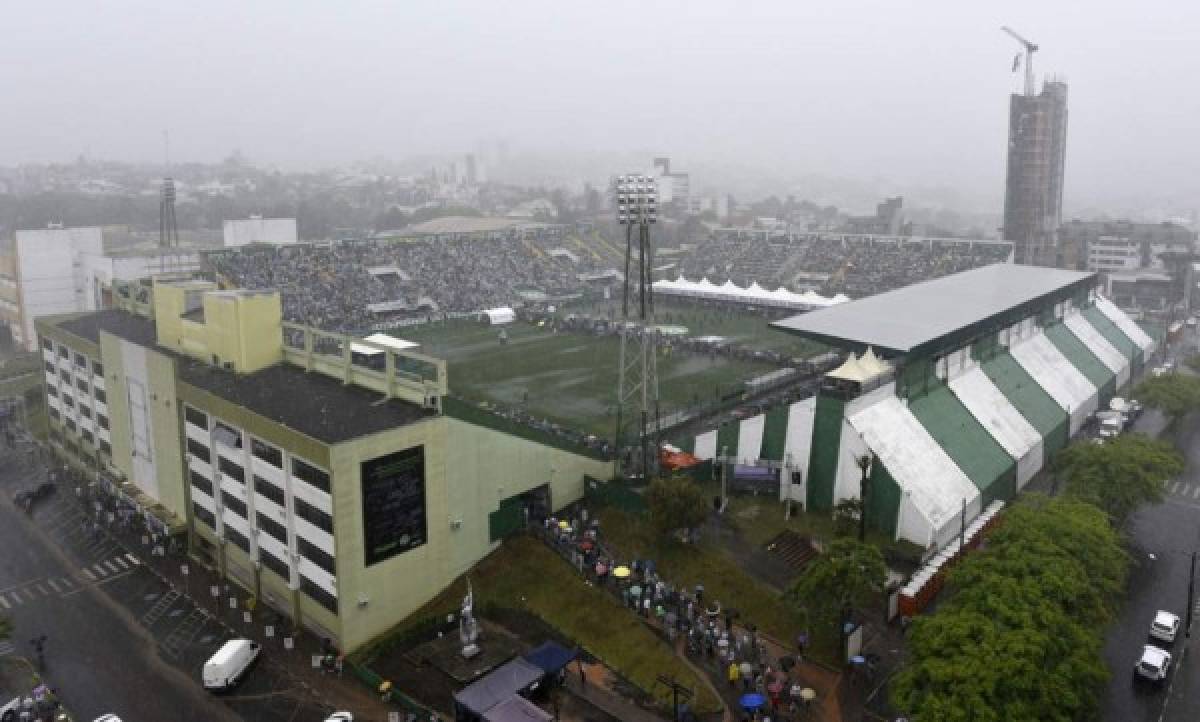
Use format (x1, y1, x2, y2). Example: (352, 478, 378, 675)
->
(1096, 410, 1125, 440)
(203, 638, 261, 691)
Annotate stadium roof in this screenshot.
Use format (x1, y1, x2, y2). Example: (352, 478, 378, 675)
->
(771, 264, 1096, 356)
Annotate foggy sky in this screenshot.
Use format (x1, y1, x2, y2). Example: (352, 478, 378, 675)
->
(2, 0, 1198, 214)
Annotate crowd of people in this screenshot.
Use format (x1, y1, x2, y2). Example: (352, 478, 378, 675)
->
(207, 230, 1013, 335)
(206, 236, 589, 332)
(535, 507, 827, 721)
(678, 232, 1013, 297)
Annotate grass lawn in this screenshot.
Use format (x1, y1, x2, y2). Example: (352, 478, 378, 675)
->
(400, 320, 774, 437)
(561, 298, 828, 358)
(359, 535, 721, 715)
(596, 507, 806, 647)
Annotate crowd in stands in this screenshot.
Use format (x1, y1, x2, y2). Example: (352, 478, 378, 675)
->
(207, 236, 588, 332)
(679, 232, 1013, 297)
(207, 229, 1012, 334)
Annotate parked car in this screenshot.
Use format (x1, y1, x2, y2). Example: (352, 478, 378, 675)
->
(94, 715, 124, 722)
(1135, 645, 1172, 682)
(1150, 610, 1181, 643)
(203, 638, 261, 691)
(325, 714, 354, 722)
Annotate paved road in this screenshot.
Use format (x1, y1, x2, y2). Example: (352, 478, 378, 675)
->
(1103, 413, 1200, 722)
(0, 452, 336, 721)
(0, 462, 237, 721)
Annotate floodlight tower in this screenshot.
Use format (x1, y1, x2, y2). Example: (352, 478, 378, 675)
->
(159, 132, 179, 249)
(613, 174, 661, 479)
(159, 177, 179, 248)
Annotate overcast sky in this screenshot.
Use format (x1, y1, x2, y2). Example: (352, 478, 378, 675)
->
(2, 0, 1197, 213)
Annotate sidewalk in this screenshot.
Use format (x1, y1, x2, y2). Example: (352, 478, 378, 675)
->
(89, 489, 406, 720)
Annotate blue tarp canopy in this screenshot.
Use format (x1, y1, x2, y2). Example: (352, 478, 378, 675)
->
(482, 696, 553, 722)
(455, 658, 544, 717)
(522, 641, 578, 676)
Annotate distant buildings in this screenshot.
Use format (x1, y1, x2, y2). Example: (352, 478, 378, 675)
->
(1002, 80, 1069, 267)
(222, 217, 298, 248)
(0, 226, 102, 351)
(652, 157, 691, 215)
(1059, 219, 1195, 273)
(841, 197, 904, 236)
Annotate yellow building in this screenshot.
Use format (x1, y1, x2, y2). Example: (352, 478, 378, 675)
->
(36, 278, 610, 652)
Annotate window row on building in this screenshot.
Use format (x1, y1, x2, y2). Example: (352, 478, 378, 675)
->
(184, 404, 338, 613)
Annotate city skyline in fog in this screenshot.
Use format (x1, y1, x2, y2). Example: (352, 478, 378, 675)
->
(2, 0, 1198, 215)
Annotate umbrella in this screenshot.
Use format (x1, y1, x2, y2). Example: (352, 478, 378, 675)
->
(612, 566, 631, 579)
(630, 585, 643, 597)
(558, 520, 570, 529)
(768, 680, 785, 695)
(851, 655, 866, 665)
(739, 693, 766, 711)
(800, 688, 817, 701)
(595, 562, 608, 576)
(579, 540, 594, 551)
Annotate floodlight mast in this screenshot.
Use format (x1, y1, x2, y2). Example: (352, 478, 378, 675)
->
(613, 174, 660, 480)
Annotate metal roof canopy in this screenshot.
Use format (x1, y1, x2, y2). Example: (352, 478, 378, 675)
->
(770, 264, 1096, 357)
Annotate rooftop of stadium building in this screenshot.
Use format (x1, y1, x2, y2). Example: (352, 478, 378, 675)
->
(770, 263, 1096, 356)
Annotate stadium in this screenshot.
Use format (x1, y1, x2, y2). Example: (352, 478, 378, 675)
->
(201, 221, 1017, 448)
(33, 212, 1159, 663)
(674, 263, 1156, 551)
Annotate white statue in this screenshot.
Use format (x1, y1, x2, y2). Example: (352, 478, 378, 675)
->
(460, 580, 480, 658)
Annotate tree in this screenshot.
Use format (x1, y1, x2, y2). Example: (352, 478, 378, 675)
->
(891, 496, 1125, 722)
(831, 498, 863, 537)
(789, 538, 885, 634)
(1186, 354, 1200, 374)
(645, 475, 708, 537)
(1133, 372, 1200, 424)
(1054, 434, 1183, 524)
(0, 615, 10, 642)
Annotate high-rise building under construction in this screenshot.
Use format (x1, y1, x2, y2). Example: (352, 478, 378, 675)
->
(1002, 80, 1068, 267)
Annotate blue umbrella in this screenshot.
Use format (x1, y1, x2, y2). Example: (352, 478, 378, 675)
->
(739, 693, 766, 710)
(851, 655, 866, 665)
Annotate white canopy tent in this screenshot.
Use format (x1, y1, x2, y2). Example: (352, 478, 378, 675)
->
(652, 277, 847, 310)
(481, 307, 516, 325)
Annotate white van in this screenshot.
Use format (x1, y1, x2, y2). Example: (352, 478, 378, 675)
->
(203, 638, 261, 691)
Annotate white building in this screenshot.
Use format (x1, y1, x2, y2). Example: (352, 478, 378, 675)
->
(0, 226, 103, 351)
(82, 249, 203, 309)
(1086, 235, 1142, 273)
(222, 217, 298, 248)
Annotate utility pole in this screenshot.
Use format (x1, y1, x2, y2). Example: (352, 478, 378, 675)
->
(1188, 551, 1196, 638)
(856, 454, 873, 541)
(655, 674, 693, 722)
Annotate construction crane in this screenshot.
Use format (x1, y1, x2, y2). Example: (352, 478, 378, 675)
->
(1001, 26, 1038, 96)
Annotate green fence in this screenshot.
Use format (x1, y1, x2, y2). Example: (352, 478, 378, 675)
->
(585, 476, 648, 514)
(346, 659, 438, 721)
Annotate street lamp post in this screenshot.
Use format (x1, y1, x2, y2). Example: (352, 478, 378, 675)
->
(856, 454, 873, 541)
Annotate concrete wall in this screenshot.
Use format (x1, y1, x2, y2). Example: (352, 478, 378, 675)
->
(98, 332, 188, 521)
(14, 227, 103, 350)
(222, 218, 297, 248)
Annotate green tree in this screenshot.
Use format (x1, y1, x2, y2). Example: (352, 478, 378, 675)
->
(1054, 434, 1183, 524)
(645, 475, 708, 537)
(891, 496, 1126, 722)
(789, 538, 885, 634)
(1134, 372, 1200, 424)
(0, 614, 10, 642)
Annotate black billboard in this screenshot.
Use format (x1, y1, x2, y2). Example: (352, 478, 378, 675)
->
(361, 446, 427, 566)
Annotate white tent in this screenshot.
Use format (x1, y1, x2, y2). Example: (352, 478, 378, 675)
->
(481, 307, 516, 325)
(651, 276, 847, 310)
